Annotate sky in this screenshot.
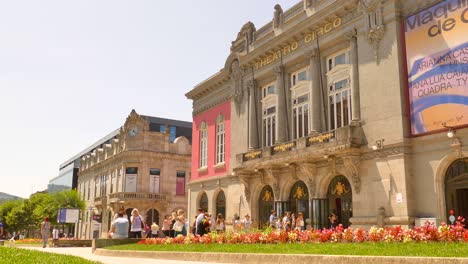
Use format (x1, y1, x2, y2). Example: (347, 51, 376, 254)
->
(0, 0, 297, 198)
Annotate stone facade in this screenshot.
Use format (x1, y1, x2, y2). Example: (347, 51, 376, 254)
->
(77, 110, 191, 239)
(187, 0, 468, 230)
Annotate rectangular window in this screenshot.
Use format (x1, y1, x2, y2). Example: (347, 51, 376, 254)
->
(199, 124, 208, 168)
(216, 120, 225, 164)
(176, 171, 185, 196)
(262, 84, 276, 98)
(291, 69, 308, 86)
(263, 107, 276, 147)
(328, 51, 348, 71)
(87, 180, 90, 200)
(100, 175, 107, 196)
(110, 172, 115, 194)
(94, 177, 99, 198)
(149, 168, 160, 193)
(292, 94, 309, 139)
(125, 167, 138, 192)
(328, 79, 351, 130)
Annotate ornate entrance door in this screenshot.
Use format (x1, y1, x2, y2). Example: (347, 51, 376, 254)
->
(289, 181, 309, 228)
(327, 176, 352, 228)
(258, 185, 274, 229)
(445, 158, 468, 221)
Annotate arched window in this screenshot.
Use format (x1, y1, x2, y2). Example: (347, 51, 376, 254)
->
(216, 115, 225, 164)
(215, 190, 226, 218)
(199, 192, 208, 213)
(199, 122, 208, 168)
(445, 158, 468, 222)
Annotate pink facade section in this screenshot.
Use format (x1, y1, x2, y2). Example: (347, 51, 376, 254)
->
(191, 101, 231, 181)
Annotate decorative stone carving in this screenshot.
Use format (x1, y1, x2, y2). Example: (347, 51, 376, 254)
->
(300, 163, 317, 197)
(238, 175, 251, 201)
(273, 4, 283, 29)
(359, 0, 385, 63)
(303, 0, 317, 9)
(343, 156, 361, 193)
(231, 60, 244, 109)
(233, 21, 256, 53)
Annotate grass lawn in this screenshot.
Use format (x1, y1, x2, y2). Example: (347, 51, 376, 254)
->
(105, 242, 468, 258)
(0, 247, 101, 264)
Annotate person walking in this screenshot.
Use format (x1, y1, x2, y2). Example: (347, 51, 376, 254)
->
(295, 212, 305, 231)
(162, 215, 171, 237)
(269, 210, 276, 229)
(52, 226, 59, 247)
(130, 209, 144, 239)
(215, 214, 225, 233)
(40, 217, 51, 248)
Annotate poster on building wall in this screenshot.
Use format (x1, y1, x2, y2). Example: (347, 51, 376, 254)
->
(405, 0, 468, 135)
(125, 174, 137, 192)
(149, 175, 160, 193)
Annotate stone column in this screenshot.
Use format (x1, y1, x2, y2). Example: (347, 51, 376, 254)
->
(248, 80, 258, 150)
(349, 30, 361, 122)
(274, 65, 287, 143)
(308, 49, 322, 134)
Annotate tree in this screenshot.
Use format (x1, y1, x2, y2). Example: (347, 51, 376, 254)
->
(0, 200, 23, 235)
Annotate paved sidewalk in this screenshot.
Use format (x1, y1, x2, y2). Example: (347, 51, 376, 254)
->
(19, 246, 219, 264)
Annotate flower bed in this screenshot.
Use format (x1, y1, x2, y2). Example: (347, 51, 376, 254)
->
(138, 219, 467, 245)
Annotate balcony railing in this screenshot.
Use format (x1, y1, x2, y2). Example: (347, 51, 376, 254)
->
(108, 192, 167, 202)
(239, 125, 362, 163)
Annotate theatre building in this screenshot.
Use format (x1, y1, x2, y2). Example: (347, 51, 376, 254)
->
(186, 0, 468, 229)
(76, 110, 192, 238)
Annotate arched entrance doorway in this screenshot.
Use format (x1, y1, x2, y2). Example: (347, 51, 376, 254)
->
(258, 185, 274, 229)
(146, 208, 160, 226)
(199, 192, 208, 213)
(445, 158, 468, 222)
(215, 191, 226, 218)
(327, 175, 352, 228)
(289, 181, 309, 228)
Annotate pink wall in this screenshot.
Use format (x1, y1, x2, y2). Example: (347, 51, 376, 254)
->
(191, 101, 231, 181)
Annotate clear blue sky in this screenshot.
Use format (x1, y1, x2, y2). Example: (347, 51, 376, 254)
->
(0, 1, 296, 198)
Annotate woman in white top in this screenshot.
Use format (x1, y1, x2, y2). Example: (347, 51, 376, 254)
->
(215, 213, 226, 233)
(130, 208, 144, 239)
(295, 212, 305, 231)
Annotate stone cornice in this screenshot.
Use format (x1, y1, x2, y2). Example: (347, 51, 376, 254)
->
(192, 93, 232, 117)
(185, 71, 230, 101)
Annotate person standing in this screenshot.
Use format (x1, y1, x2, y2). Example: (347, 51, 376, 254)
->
(195, 208, 205, 236)
(295, 212, 305, 231)
(130, 209, 144, 239)
(162, 215, 171, 237)
(242, 214, 252, 231)
(40, 217, 51, 248)
(52, 226, 60, 247)
(269, 210, 276, 229)
(215, 214, 225, 233)
(0, 221, 3, 239)
(111, 213, 129, 239)
(174, 210, 186, 237)
(150, 222, 159, 238)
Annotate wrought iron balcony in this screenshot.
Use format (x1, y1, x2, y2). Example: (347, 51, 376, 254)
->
(108, 192, 167, 203)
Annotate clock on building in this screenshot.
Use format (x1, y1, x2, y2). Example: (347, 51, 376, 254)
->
(128, 127, 139, 136)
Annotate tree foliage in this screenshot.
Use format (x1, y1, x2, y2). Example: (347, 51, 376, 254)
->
(0, 190, 85, 235)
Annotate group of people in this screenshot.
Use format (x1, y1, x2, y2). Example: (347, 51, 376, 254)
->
(109, 206, 187, 239)
(192, 208, 252, 236)
(268, 210, 306, 231)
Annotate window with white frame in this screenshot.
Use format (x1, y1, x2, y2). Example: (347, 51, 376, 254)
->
(262, 82, 278, 147)
(215, 115, 225, 164)
(199, 122, 208, 168)
(329, 78, 351, 130)
(292, 94, 310, 139)
(262, 84, 276, 98)
(263, 106, 276, 147)
(291, 68, 308, 86)
(327, 51, 348, 71)
(100, 175, 107, 196)
(327, 49, 351, 131)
